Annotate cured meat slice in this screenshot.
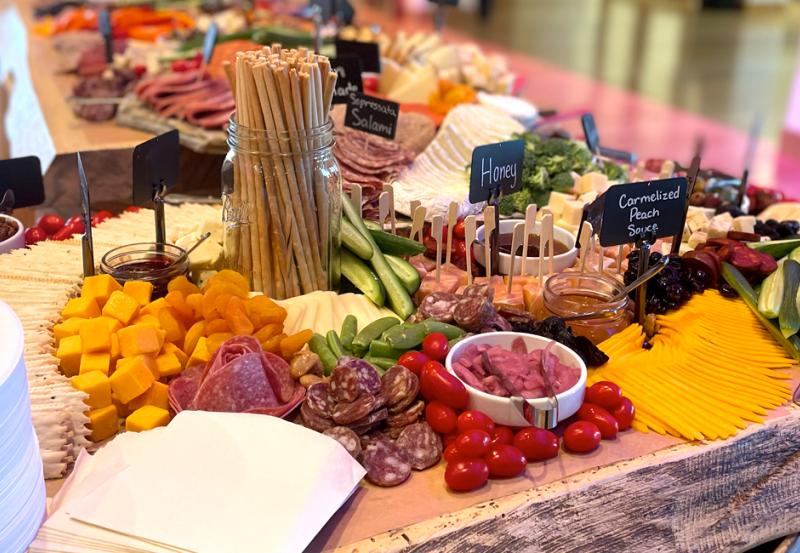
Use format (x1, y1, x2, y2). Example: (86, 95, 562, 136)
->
(417, 292, 459, 323)
(347, 407, 388, 435)
(167, 364, 204, 413)
(396, 422, 442, 471)
(453, 296, 492, 332)
(203, 335, 261, 380)
(190, 353, 279, 412)
(245, 386, 304, 417)
(260, 352, 298, 403)
(331, 393, 386, 425)
(323, 426, 363, 460)
(329, 365, 360, 403)
(304, 382, 334, 417)
(300, 401, 335, 432)
(380, 366, 419, 414)
(362, 435, 412, 487)
(386, 399, 424, 428)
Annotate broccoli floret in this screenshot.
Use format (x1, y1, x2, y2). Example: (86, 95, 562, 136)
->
(534, 138, 574, 159)
(498, 189, 535, 215)
(602, 160, 626, 181)
(550, 172, 575, 191)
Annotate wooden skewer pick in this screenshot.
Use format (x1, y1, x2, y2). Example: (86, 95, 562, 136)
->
(378, 191, 389, 232)
(410, 205, 426, 243)
(350, 184, 362, 218)
(578, 220, 593, 272)
(546, 215, 555, 275)
(596, 237, 605, 275)
(432, 214, 443, 283)
(445, 201, 457, 266)
(410, 200, 421, 216)
(617, 245, 624, 275)
(538, 213, 553, 287)
(482, 205, 496, 277)
(465, 215, 476, 285)
(507, 222, 524, 294)
(521, 203, 537, 277)
(384, 183, 396, 234)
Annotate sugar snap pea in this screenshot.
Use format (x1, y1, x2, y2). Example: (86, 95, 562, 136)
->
(340, 314, 358, 351)
(352, 317, 400, 357)
(309, 333, 337, 376)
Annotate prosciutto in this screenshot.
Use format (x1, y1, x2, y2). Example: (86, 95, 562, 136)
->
(168, 336, 304, 418)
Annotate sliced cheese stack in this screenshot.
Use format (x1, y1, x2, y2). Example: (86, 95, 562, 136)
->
(0, 300, 46, 553)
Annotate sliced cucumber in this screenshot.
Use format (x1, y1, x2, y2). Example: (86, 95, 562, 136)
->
(779, 259, 800, 337)
(342, 219, 373, 260)
(747, 238, 800, 260)
(364, 221, 426, 256)
(790, 246, 800, 263)
(341, 249, 385, 307)
(385, 254, 421, 294)
(758, 262, 784, 319)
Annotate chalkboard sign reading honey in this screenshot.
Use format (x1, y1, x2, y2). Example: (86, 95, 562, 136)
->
(344, 93, 399, 140)
(468, 140, 524, 203)
(599, 177, 688, 246)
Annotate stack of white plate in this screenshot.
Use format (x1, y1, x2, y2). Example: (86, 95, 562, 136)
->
(0, 300, 46, 552)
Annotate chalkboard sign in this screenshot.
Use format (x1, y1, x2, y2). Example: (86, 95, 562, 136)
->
(345, 93, 399, 140)
(335, 39, 380, 73)
(599, 177, 688, 247)
(132, 130, 180, 206)
(468, 140, 524, 203)
(0, 156, 44, 208)
(330, 57, 363, 104)
(428, 0, 459, 5)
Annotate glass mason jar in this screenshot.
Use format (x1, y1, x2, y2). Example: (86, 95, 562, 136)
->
(100, 243, 189, 299)
(221, 117, 341, 299)
(542, 272, 632, 345)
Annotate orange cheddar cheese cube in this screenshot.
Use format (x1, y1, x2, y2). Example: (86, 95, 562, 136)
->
(123, 280, 153, 306)
(112, 394, 131, 419)
(79, 317, 112, 353)
(102, 291, 140, 325)
(62, 297, 101, 320)
(154, 351, 182, 378)
(141, 297, 167, 317)
(53, 317, 86, 343)
(132, 313, 161, 329)
(187, 336, 212, 367)
(79, 353, 111, 376)
(125, 405, 169, 432)
(97, 315, 123, 334)
(87, 404, 119, 442)
(157, 307, 186, 344)
(162, 342, 187, 368)
(117, 354, 159, 379)
(127, 381, 169, 412)
(117, 325, 161, 357)
(167, 275, 200, 297)
(71, 370, 112, 409)
(56, 335, 83, 376)
(110, 333, 120, 364)
(109, 355, 156, 403)
(81, 274, 122, 307)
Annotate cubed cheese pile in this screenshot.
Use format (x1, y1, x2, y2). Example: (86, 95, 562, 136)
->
(55, 270, 312, 442)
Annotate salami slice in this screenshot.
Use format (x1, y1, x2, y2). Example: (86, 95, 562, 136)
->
(305, 382, 334, 417)
(331, 393, 385, 425)
(339, 357, 382, 396)
(323, 426, 363, 459)
(300, 401, 335, 432)
(417, 292, 459, 323)
(190, 353, 280, 412)
(329, 365, 361, 403)
(386, 399, 425, 428)
(347, 407, 388, 435)
(453, 296, 492, 332)
(381, 366, 419, 413)
(396, 422, 442, 471)
(202, 335, 261, 380)
(362, 435, 412, 487)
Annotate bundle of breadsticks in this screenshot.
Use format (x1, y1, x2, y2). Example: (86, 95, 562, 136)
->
(224, 45, 339, 298)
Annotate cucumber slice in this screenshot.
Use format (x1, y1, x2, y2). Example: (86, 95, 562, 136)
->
(747, 238, 800, 260)
(384, 254, 421, 294)
(341, 249, 386, 307)
(364, 221, 426, 256)
(779, 259, 800, 337)
(758, 263, 784, 319)
(342, 219, 373, 260)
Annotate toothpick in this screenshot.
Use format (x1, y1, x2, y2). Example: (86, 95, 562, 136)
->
(410, 205, 426, 243)
(445, 201, 457, 266)
(465, 215, 476, 285)
(521, 204, 537, 277)
(546, 214, 555, 275)
(617, 245, 624, 275)
(384, 183, 396, 234)
(508, 222, 524, 294)
(350, 184, 362, 218)
(410, 200, 421, 215)
(539, 213, 553, 287)
(596, 237, 604, 275)
(432, 214, 443, 283)
(578, 220, 593, 272)
(482, 205, 496, 277)
(378, 191, 389, 232)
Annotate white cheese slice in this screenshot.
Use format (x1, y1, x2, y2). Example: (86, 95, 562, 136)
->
(426, 45, 460, 71)
(732, 215, 756, 234)
(388, 64, 438, 104)
(707, 212, 734, 239)
(379, 58, 402, 95)
(688, 230, 708, 249)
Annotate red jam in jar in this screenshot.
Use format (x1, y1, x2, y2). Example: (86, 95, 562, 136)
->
(100, 243, 189, 298)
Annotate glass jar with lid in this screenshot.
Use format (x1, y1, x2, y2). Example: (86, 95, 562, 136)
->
(542, 272, 632, 345)
(221, 117, 341, 299)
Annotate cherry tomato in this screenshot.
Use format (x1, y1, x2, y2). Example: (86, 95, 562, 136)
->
(457, 410, 495, 434)
(362, 75, 379, 93)
(397, 351, 430, 377)
(451, 239, 467, 261)
(513, 427, 559, 461)
(51, 224, 76, 241)
(585, 381, 623, 410)
(442, 432, 459, 448)
(422, 332, 449, 361)
(453, 219, 466, 239)
(425, 401, 458, 434)
(91, 210, 113, 227)
(455, 429, 491, 458)
(444, 459, 489, 492)
(577, 403, 619, 439)
(485, 444, 527, 478)
(124, 205, 140, 213)
(490, 426, 514, 446)
(612, 397, 635, 431)
(420, 361, 468, 409)
(37, 214, 64, 235)
(563, 421, 602, 453)
(65, 215, 84, 234)
(443, 442, 465, 463)
(132, 64, 147, 78)
(24, 227, 47, 245)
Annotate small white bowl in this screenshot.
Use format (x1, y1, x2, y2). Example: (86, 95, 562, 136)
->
(474, 219, 578, 276)
(0, 214, 25, 254)
(445, 332, 586, 427)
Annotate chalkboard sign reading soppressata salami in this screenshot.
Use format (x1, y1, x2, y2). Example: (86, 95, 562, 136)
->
(345, 93, 399, 140)
(468, 140, 524, 203)
(599, 177, 688, 247)
(330, 57, 363, 104)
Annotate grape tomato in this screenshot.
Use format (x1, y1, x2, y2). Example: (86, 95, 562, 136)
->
(585, 381, 623, 410)
(442, 432, 459, 448)
(420, 361, 468, 409)
(37, 214, 64, 235)
(563, 421, 602, 453)
(457, 410, 495, 434)
(453, 219, 466, 239)
(513, 427, 559, 461)
(490, 426, 514, 446)
(444, 459, 489, 492)
(24, 227, 47, 245)
(443, 443, 464, 464)
(485, 444, 527, 478)
(612, 397, 635, 431)
(455, 429, 491, 458)
(397, 351, 430, 376)
(424, 401, 458, 434)
(577, 403, 618, 439)
(422, 332, 450, 361)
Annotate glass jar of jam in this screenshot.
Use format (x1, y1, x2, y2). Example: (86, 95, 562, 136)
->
(542, 272, 632, 345)
(100, 243, 189, 298)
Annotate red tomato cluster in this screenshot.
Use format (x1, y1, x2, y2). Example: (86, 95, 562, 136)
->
(396, 332, 451, 380)
(562, 381, 636, 454)
(422, 219, 468, 264)
(24, 208, 127, 245)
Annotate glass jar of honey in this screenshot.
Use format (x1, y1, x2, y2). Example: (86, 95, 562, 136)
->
(542, 272, 632, 345)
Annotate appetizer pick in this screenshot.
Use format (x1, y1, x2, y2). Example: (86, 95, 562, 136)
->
(446, 201, 458, 266)
(521, 204, 537, 277)
(432, 214, 444, 283)
(578, 221, 593, 273)
(378, 191, 390, 232)
(507, 222, 524, 293)
(410, 205, 427, 243)
(464, 215, 477, 285)
(385, 183, 397, 234)
(483, 205, 496, 277)
(538, 212, 554, 286)
(350, 183, 363, 217)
